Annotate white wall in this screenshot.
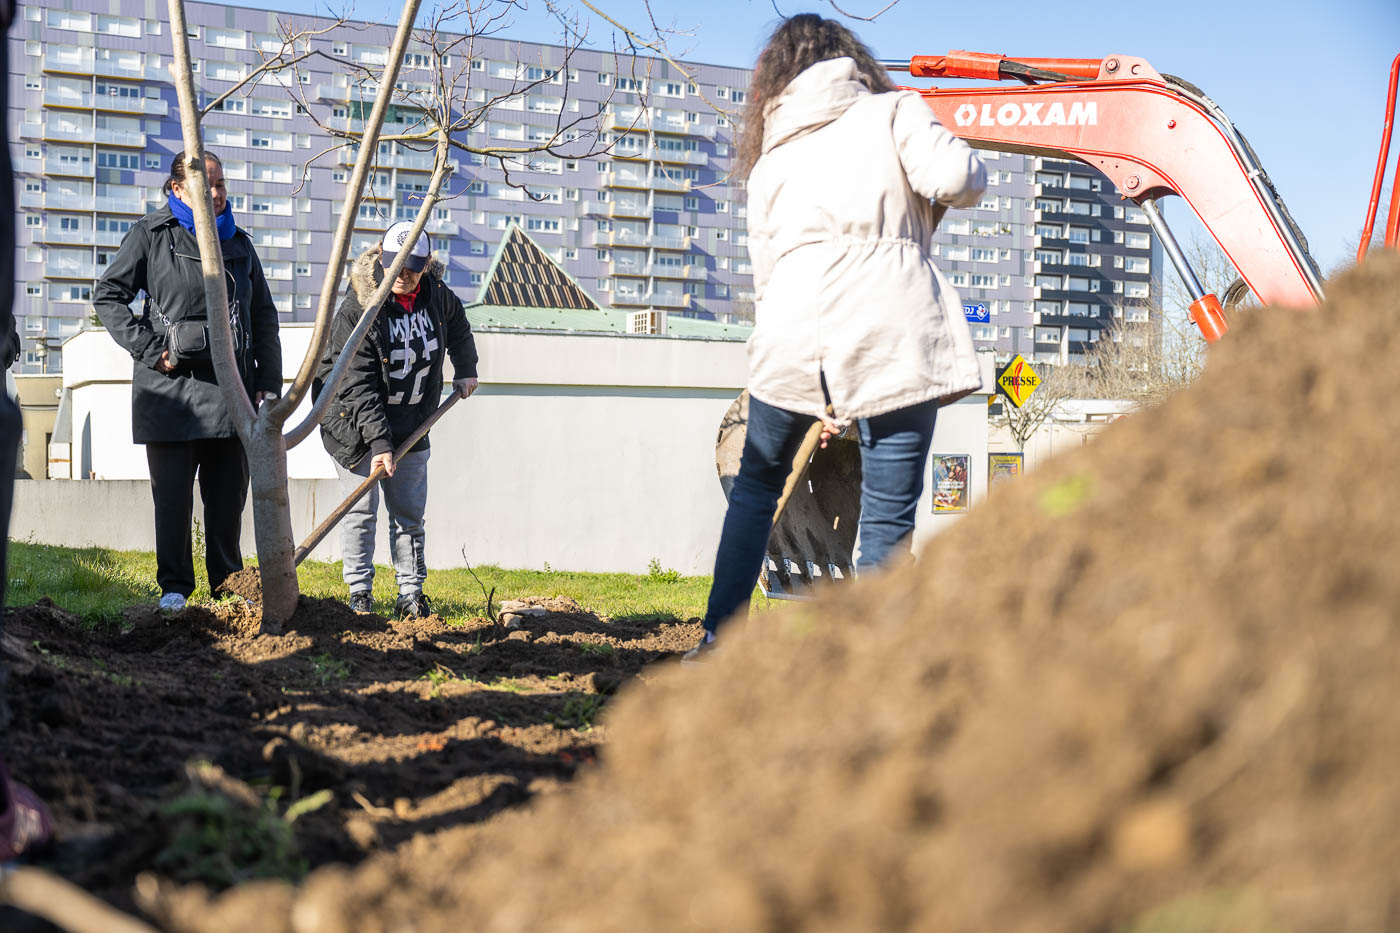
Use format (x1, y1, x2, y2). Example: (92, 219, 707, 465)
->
(37, 327, 993, 575)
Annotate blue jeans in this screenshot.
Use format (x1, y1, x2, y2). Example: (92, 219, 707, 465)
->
(702, 395, 938, 633)
(334, 448, 431, 595)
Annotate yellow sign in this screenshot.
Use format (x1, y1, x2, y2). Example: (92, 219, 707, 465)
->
(996, 355, 1041, 408)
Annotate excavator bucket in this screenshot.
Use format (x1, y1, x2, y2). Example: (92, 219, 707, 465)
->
(714, 391, 863, 599)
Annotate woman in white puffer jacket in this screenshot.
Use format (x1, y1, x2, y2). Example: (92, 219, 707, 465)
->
(689, 14, 986, 658)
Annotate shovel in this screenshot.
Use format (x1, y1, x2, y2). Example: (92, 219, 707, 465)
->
(293, 391, 463, 566)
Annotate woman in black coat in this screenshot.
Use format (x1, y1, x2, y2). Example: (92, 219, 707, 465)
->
(93, 150, 282, 609)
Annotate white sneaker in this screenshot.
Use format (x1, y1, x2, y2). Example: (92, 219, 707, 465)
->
(159, 592, 187, 611)
(681, 630, 717, 664)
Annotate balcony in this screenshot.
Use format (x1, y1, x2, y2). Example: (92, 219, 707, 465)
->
(19, 191, 44, 209)
(94, 229, 128, 246)
(25, 123, 91, 144)
(648, 263, 695, 279)
(653, 148, 707, 165)
(426, 219, 459, 236)
(647, 175, 693, 192)
(44, 158, 95, 178)
(350, 213, 393, 231)
(35, 229, 96, 246)
(93, 94, 168, 117)
(94, 194, 146, 214)
(584, 199, 649, 219)
(642, 291, 690, 308)
(606, 106, 717, 140)
(95, 127, 148, 148)
(43, 191, 96, 210)
(43, 49, 94, 75)
(92, 57, 152, 81)
(45, 261, 97, 279)
(603, 171, 651, 190)
(13, 157, 42, 174)
(43, 89, 91, 109)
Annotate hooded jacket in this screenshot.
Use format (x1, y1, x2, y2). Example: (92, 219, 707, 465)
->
(745, 57, 987, 421)
(92, 206, 283, 443)
(314, 246, 478, 469)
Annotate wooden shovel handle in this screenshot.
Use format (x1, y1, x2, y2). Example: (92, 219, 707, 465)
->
(293, 392, 462, 566)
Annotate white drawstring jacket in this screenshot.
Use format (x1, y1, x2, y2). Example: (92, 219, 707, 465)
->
(744, 57, 988, 421)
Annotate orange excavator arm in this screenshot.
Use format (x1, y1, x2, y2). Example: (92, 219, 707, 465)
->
(883, 51, 1331, 340)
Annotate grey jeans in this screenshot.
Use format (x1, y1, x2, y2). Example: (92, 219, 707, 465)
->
(334, 448, 430, 595)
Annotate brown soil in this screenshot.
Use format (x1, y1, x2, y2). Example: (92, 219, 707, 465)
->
(10, 254, 1400, 932)
(0, 588, 699, 926)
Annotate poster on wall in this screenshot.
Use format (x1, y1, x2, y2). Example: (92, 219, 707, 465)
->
(988, 452, 1023, 490)
(931, 454, 970, 513)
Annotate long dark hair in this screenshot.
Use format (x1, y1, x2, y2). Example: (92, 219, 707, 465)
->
(735, 14, 895, 177)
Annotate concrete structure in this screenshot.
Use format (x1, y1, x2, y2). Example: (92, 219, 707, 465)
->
(20, 323, 996, 574)
(10, 373, 61, 478)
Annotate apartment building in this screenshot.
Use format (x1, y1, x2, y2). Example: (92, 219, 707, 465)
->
(934, 152, 1164, 367)
(6, 0, 753, 373)
(6, 0, 1158, 375)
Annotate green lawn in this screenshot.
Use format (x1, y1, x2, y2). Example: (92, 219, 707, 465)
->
(4, 541, 742, 625)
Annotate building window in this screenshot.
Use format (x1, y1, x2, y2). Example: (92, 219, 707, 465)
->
(24, 216, 41, 228)
(296, 264, 311, 276)
(597, 73, 612, 85)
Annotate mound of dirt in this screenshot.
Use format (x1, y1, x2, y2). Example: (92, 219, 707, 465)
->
(146, 253, 1400, 933)
(217, 567, 264, 604)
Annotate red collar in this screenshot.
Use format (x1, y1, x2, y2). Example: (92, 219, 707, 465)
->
(392, 285, 420, 313)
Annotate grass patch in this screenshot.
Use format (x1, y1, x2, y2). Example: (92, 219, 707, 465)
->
(308, 653, 350, 686)
(552, 693, 606, 731)
(7, 542, 772, 626)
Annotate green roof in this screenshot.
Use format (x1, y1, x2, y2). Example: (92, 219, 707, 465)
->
(466, 304, 752, 341)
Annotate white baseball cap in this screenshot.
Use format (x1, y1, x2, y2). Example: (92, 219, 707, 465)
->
(380, 221, 433, 272)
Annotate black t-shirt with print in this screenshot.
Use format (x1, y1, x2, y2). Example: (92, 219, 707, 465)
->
(384, 292, 441, 452)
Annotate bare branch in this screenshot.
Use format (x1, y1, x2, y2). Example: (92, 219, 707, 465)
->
(825, 0, 903, 21)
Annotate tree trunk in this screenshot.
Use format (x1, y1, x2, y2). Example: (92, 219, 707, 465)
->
(245, 421, 299, 629)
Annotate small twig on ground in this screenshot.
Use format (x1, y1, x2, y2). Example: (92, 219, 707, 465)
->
(460, 548, 499, 626)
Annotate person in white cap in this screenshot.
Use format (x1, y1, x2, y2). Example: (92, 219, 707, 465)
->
(313, 221, 479, 619)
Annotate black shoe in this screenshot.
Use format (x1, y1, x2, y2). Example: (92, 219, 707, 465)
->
(395, 591, 431, 619)
(349, 592, 373, 614)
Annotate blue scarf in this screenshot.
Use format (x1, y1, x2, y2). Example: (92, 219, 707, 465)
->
(167, 192, 237, 241)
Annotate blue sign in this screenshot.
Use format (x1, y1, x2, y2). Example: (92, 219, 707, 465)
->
(963, 302, 989, 324)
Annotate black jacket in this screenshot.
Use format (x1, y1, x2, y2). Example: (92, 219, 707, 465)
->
(92, 206, 283, 443)
(314, 246, 478, 469)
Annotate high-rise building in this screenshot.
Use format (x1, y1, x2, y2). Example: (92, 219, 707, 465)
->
(934, 152, 1164, 367)
(6, 0, 1158, 375)
(6, 0, 754, 373)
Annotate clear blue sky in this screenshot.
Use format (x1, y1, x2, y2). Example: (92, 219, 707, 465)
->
(266, 0, 1397, 276)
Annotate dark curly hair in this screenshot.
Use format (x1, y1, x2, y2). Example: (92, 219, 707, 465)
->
(735, 14, 895, 177)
